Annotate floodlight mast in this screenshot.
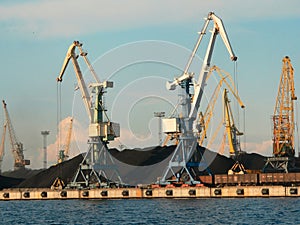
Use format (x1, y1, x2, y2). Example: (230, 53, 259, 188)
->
(161, 12, 237, 184)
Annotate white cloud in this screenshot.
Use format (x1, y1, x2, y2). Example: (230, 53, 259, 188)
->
(1, 0, 300, 38)
(243, 140, 273, 156)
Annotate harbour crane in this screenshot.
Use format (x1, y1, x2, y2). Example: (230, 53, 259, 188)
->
(223, 89, 246, 174)
(58, 118, 73, 163)
(0, 123, 6, 174)
(198, 66, 244, 146)
(223, 89, 244, 159)
(160, 12, 237, 184)
(2, 100, 30, 170)
(264, 56, 297, 173)
(272, 56, 297, 158)
(57, 41, 122, 187)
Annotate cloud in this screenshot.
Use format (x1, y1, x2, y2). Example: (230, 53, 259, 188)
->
(242, 140, 273, 156)
(33, 116, 80, 168)
(1, 0, 300, 38)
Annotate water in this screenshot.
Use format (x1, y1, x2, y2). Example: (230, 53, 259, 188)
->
(0, 198, 299, 224)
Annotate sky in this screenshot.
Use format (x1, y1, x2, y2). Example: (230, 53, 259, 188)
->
(1, 0, 300, 171)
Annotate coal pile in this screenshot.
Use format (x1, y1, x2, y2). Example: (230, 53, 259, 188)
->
(109, 145, 175, 166)
(17, 154, 83, 188)
(0, 175, 24, 190)
(0, 145, 271, 188)
(2, 168, 44, 179)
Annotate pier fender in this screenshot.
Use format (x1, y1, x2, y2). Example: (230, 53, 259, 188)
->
(41, 191, 47, 198)
(236, 189, 244, 195)
(188, 189, 196, 196)
(60, 191, 67, 198)
(166, 190, 173, 196)
(214, 189, 222, 196)
(82, 191, 89, 197)
(261, 188, 269, 195)
(23, 192, 30, 198)
(290, 188, 298, 195)
(101, 190, 108, 197)
(3, 193, 9, 198)
(145, 189, 152, 196)
(122, 190, 129, 197)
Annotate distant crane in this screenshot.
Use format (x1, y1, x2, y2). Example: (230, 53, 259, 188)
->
(58, 118, 73, 163)
(0, 123, 7, 174)
(223, 89, 246, 174)
(2, 100, 30, 170)
(264, 56, 297, 173)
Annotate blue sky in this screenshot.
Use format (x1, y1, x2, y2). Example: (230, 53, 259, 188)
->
(1, 0, 300, 170)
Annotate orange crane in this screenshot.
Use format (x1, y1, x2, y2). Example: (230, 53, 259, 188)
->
(263, 56, 297, 173)
(2, 100, 30, 170)
(272, 56, 297, 157)
(58, 118, 73, 163)
(0, 123, 7, 173)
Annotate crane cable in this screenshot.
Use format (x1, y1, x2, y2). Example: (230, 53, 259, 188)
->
(233, 61, 246, 151)
(56, 82, 62, 160)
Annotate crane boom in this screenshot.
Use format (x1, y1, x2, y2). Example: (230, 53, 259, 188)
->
(2, 100, 30, 170)
(189, 12, 237, 121)
(57, 41, 93, 121)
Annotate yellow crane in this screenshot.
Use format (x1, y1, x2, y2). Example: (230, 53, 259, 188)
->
(198, 66, 244, 146)
(272, 56, 297, 157)
(2, 100, 30, 170)
(223, 89, 244, 158)
(58, 118, 73, 163)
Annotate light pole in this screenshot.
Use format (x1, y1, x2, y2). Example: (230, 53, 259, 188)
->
(41, 131, 50, 169)
(154, 112, 165, 146)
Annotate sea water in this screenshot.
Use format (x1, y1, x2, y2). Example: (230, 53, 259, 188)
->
(0, 198, 299, 224)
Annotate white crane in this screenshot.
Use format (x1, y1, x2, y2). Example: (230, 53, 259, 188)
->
(161, 12, 237, 184)
(57, 41, 122, 187)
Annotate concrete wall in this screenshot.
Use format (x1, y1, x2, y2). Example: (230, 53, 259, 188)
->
(0, 186, 299, 201)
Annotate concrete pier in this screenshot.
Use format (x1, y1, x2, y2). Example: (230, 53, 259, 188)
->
(0, 185, 299, 201)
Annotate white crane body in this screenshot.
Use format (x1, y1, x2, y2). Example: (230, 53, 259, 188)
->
(161, 12, 237, 183)
(57, 41, 122, 187)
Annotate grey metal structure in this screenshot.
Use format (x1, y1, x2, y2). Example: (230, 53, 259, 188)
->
(154, 112, 165, 146)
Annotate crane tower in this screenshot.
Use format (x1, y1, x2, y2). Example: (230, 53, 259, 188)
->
(273, 56, 297, 157)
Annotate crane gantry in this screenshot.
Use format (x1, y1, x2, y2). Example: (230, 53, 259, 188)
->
(2, 100, 30, 170)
